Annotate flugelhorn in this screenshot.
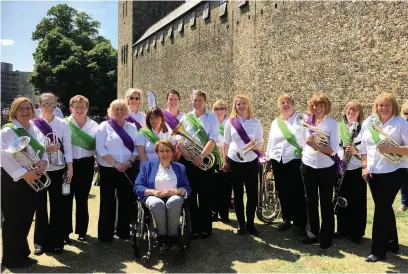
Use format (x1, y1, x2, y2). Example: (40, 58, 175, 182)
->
(171, 122, 215, 171)
(371, 123, 407, 164)
(297, 115, 329, 147)
(44, 131, 65, 166)
(4, 136, 51, 192)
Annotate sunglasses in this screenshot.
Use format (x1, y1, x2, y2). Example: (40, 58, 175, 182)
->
(129, 96, 140, 101)
(41, 103, 57, 109)
(214, 107, 226, 111)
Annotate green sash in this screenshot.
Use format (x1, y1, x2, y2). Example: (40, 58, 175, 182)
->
(339, 120, 361, 160)
(139, 127, 160, 144)
(368, 117, 381, 145)
(2, 123, 45, 158)
(276, 116, 302, 158)
(185, 113, 223, 166)
(219, 123, 225, 137)
(65, 118, 96, 150)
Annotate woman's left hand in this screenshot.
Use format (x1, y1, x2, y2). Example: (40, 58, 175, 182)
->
(120, 161, 132, 172)
(35, 160, 47, 174)
(193, 155, 203, 167)
(167, 189, 182, 196)
(345, 145, 358, 155)
(377, 143, 394, 154)
(66, 166, 73, 182)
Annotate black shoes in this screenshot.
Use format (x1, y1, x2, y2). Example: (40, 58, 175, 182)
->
(78, 235, 88, 242)
(2, 257, 37, 269)
(246, 225, 260, 237)
(53, 248, 63, 254)
(168, 236, 181, 251)
(237, 227, 246, 236)
(34, 245, 44, 256)
(365, 254, 384, 263)
(277, 221, 292, 231)
(302, 237, 318, 244)
(64, 238, 71, 245)
(156, 235, 169, 251)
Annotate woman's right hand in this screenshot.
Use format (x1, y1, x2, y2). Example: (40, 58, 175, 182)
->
(114, 162, 124, 172)
(154, 190, 167, 198)
(23, 170, 40, 184)
(222, 162, 229, 172)
(362, 167, 371, 182)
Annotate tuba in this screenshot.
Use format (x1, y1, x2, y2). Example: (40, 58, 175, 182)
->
(297, 115, 329, 147)
(44, 131, 65, 166)
(371, 123, 407, 164)
(171, 122, 216, 171)
(4, 136, 51, 192)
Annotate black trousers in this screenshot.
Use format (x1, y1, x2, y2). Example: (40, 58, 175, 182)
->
(64, 157, 95, 237)
(1, 169, 37, 266)
(34, 168, 66, 250)
(228, 158, 259, 228)
(336, 167, 367, 241)
(369, 168, 407, 258)
(212, 169, 232, 220)
(301, 163, 337, 247)
(271, 159, 307, 228)
(179, 157, 214, 235)
(98, 165, 137, 241)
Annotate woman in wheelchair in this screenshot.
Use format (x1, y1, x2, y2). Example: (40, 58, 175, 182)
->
(134, 140, 191, 251)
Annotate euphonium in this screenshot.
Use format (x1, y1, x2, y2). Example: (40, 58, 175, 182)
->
(171, 122, 216, 171)
(371, 123, 407, 164)
(4, 136, 51, 192)
(44, 131, 65, 166)
(297, 115, 329, 147)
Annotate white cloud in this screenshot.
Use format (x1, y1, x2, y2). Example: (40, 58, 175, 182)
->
(0, 39, 14, 46)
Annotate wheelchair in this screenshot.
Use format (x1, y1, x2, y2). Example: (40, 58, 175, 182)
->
(131, 198, 192, 267)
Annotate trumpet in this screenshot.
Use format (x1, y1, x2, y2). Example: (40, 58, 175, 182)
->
(4, 136, 51, 192)
(45, 131, 65, 166)
(236, 140, 260, 161)
(297, 115, 329, 147)
(171, 122, 216, 171)
(371, 123, 407, 164)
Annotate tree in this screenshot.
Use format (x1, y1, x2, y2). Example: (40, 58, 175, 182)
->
(29, 4, 117, 115)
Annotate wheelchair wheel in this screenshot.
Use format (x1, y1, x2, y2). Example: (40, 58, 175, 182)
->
(180, 204, 192, 250)
(132, 203, 154, 263)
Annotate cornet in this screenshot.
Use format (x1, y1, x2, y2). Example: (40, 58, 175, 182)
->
(45, 131, 65, 166)
(297, 115, 329, 147)
(4, 136, 51, 192)
(236, 140, 261, 161)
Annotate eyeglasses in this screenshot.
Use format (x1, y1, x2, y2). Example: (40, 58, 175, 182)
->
(41, 103, 57, 109)
(129, 97, 140, 101)
(17, 107, 33, 112)
(72, 106, 86, 110)
(214, 107, 226, 111)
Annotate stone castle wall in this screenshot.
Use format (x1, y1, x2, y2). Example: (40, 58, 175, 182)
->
(128, 1, 408, 134)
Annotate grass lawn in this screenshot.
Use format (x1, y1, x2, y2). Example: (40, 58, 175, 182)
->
(1, 185, 408, 273)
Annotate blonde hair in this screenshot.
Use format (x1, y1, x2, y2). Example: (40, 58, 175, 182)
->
(401, 100, 408, 120)
(343, 100, 364, 125)
(9, 97, 35, 121)
(277, 93, 295, 108)
(307, 93, 332, 115)
(38, 92, 58, 105)
(124, 88, 143, 105)
(191, 90, 207, 102)
(69, 95, 89, 108)
(212, 99, 227, 112)
(372, 92, 399, 117)
(230, 94, 255, 118)
(107, 99, 130, 118)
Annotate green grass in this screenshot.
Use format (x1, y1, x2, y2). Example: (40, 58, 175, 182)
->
(2, 186, 408, 273)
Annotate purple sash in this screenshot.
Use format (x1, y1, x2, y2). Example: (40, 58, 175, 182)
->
(230, 117, 264, 159)
(163, 110, 179, 130)
(306, 115, 343, 175)
(107, 119, 135, 153)
(32, 117, 64, 153)
(125, 115, 142, 131)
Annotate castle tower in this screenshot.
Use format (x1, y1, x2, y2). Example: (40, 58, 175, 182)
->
(117, 1, 183, 98)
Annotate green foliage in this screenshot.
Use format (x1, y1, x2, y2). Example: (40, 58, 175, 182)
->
(29, 4, 116, 115)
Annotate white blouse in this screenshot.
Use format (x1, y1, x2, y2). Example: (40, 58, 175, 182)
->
(302, 115, 340, 169)
(136, 129, 174, 160)
(154, 164, 177, 191)
(37, 116, 73, 171)
(266, 112, 306, 164)
(224, 116, 264, 163)
(1, 120, 48, 181)
(360, 115, 408, 174)
(179, 109, 219, 145)
(96, 120, 139, 167)
(67, 116, 99, 159)
(337, 122, 364, 171)
(129, 111, 146, 128)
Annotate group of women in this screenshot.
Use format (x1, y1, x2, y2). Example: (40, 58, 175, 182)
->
(1, 88, 407, 268)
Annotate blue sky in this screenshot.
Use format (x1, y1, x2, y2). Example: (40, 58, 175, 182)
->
(1, 1, 118, 72)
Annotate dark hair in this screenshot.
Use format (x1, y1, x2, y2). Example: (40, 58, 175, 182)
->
(166, 89, 180, 100)
(146, 107, 168, 133)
